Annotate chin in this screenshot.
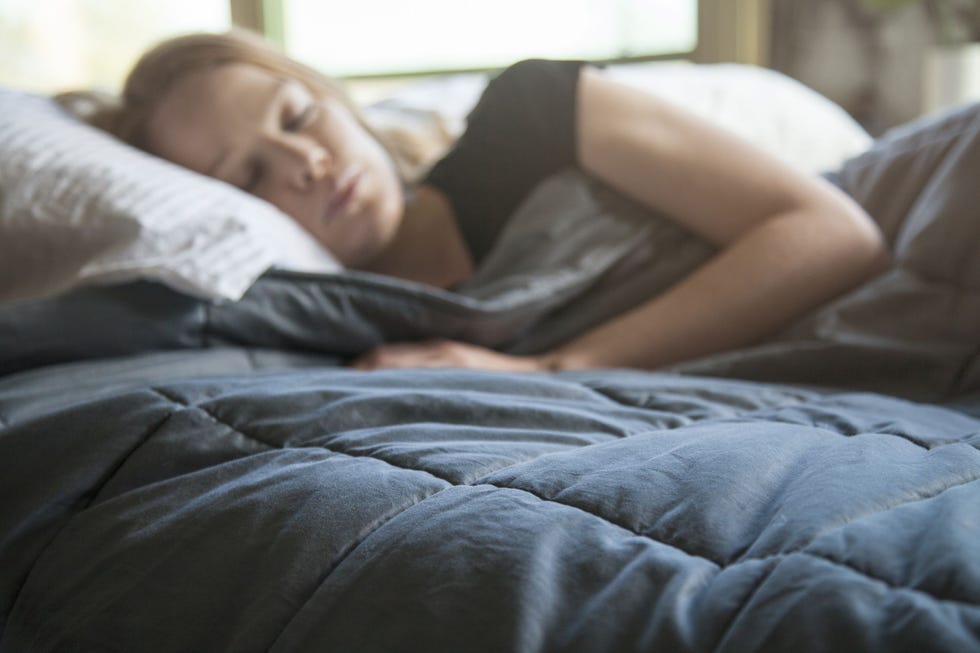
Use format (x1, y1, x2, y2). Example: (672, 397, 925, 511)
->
(336, 194, 404, 269)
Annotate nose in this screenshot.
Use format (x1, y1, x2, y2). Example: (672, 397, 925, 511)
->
(300, 146, 330, 189)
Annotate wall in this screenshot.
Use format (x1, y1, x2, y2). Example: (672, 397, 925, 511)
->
(769, 0, 937, 135)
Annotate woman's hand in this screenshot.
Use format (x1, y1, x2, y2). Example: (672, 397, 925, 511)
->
(350, 339, 550, 372)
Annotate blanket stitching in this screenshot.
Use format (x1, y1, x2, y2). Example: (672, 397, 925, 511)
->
(143, 390, 464, 652)
(298, 438, 455, 486)
(472, 456, 980, 579)
(268, 474, 978, 653)
(13, 385, 979, 651)
(150, 386, 730, 567)
(477, 468, 980, 577)
(797, 550, 980, 609)
(490, 481, 724, 563)
(150, 384, 980, 573)
(149, 387, 282, 451)
(728, 391, 980, 452)
(265, 479, 721, 651)
(85, 413, 177, 508)
(3, 401, 174, 641)
(874, 431, 978, 452)
(266, 485, 453, 651)
(581, 383, 816, 423)
(709, 558, 781, 653)
(729, 417, 980, 453)
(140, 387, 980, 612)
(728, 473, 980, 567)
(150, 387, 458, 487)
(710, 548, 980, 653)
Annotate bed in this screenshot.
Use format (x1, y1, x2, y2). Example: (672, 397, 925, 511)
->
(1, 63, 979, 653)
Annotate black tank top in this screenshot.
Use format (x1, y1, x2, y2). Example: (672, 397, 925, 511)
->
(422, 59, 594, 265)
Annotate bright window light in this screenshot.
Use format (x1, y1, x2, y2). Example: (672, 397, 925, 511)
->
(0, 0, 230, 92)
(282, 0, 698, 77)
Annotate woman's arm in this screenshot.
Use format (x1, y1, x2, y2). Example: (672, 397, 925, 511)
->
(352, 67, 889, 373)
(537, 67, 889, 370)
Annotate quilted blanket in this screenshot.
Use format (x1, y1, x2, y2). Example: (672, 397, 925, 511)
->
(1, 347, 979, 652)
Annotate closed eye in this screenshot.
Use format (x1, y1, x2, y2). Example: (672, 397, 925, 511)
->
(284, 103, 318, 132)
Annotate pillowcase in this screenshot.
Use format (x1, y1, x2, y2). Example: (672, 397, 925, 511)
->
(0, 87, 341, 304)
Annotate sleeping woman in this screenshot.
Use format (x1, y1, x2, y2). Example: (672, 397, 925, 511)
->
(85, 30, 891, 373)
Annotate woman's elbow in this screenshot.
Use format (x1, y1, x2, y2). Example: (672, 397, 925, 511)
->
(829, 199, 891, 283)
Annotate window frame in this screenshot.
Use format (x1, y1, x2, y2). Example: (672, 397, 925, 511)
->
(231, 0, 769, 81)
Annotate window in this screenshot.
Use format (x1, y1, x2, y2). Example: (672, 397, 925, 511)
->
(0, 1, 769, 93)
(279, 0, 699, 77)
(0, 0, 231, 92)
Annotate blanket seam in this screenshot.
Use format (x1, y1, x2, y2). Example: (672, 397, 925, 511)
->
(709, 558, 780, 653)
(710, 548, 980, 653)
(149, 388, 467, 488)
(798, 550, 980, 609)
(484, 481, 724, 565)
(147, 385, 980, 574)
(733, 392, 980, 452)
(267, 484, 452, 651)
(85, 412, 177, 506)
(149, 387, 282, 451)
(730, 472, 980, 567)
(755, 420, 980, 453)
(266, 479, 721, 652)
(98, 389, 460, 653)
(149, 387, 731, 568)
(3, 404, 174, 644)
(878, 431, 980, 452)
(582, 383, 816, 421)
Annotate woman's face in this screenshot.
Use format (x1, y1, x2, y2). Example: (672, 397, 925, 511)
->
(146, 63, 404, 268)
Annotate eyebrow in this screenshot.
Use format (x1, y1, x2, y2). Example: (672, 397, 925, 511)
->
(205, 78, 291, 177)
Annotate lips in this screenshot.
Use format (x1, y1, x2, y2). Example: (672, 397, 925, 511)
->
(323, 165, 362, 223)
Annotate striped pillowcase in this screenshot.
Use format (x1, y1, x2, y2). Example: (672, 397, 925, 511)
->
(0, 88, 341, 304)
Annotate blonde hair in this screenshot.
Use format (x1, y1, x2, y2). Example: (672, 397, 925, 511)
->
(57, 29, 449, 182)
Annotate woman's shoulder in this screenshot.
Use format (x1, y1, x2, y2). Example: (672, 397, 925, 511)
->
(461, 58, 594, 140)
(420, 59, 596, 265)
(484, 58, 594, 100)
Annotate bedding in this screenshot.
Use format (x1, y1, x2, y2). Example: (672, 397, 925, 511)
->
(0, 61, 869, 306)
(0, 88, 340, 304)
(1, 168, 979, 651)
(1, 307, 979, 652)
(2, 75, 979, 652)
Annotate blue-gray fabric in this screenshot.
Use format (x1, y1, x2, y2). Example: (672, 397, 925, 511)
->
(1, 349, 979, 652)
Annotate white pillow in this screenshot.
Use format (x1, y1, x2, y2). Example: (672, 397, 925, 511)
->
(0, 88, 341, 304)
(603, 62, 873, 173)
(365, 61, 873, 174)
